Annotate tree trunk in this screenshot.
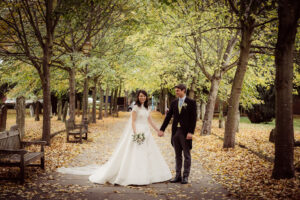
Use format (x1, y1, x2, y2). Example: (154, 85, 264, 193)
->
(117, 83, 122, 114)
(41, 61, 51, 144)
(41, 0, 57, 145)
(63, 101, 68, 122)
(124, 90, 129, 111)
(197, 102, 201, 121)
(98, 84, 103, 120)
(16, 96, 26, 139)
(88, 102, 92, 123)
(50, 94, 57, 116)
(68, 68, 76, 125)
(235, 110, 240, 133)
(219, 101, 224, 128)
(118, 83, 122, 98)
(223, 21, 254, 148)
(0, 104, 7, 131)
(189, 87, 195, 99)
(201, 77, 221, 135)
(105, 86, 109, 117)
(113, 87, 119, 116)
(110, 89, 114, 115)
(35, 101, 41, 121)
(92, 77, 97, 123)
(77, 100, 81, 117)
(159, 88, 163, 114)
(200, 100, 206, 121)
(160, 88, 166, 114)
(272, 0, 300, 179)
(57, 99, 62, 120)
(82, 67, 89, 121)
(189, 71, 197, 99)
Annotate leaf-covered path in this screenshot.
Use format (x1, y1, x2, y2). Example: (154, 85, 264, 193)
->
(0, 112, 235, 200)
(42, 112, 234, 200)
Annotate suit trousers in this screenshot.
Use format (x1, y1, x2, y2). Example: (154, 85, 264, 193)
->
(172, 127, 191, 177)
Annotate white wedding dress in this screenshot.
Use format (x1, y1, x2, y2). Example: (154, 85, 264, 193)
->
(57, 105, 172, 186)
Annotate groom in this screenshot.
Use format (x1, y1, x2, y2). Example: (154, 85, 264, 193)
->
(159, 84, 197, 184)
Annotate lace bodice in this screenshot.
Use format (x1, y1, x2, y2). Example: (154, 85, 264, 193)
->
(132, 105, 150, 125)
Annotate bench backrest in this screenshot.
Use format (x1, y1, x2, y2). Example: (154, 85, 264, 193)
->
(65, 119, 74, 131)
(0, 125, 21, 150)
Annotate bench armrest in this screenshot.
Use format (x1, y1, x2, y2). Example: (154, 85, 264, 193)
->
(0, 149, 27, 155)
(21, 141, 47, 146)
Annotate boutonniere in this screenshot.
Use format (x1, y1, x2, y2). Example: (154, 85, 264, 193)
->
(182, 102, 188, 108)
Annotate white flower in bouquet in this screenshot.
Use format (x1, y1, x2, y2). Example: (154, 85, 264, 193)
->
(132, 133, 146, 145)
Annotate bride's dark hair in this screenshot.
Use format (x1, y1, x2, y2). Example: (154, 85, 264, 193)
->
(135, 90, 148, 109)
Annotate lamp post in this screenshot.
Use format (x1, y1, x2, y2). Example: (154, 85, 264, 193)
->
(82, 40, 92, 122)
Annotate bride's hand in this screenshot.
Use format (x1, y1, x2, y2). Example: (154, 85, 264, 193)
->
(157, 130, 164, 137)
(156, 129, 160, 135)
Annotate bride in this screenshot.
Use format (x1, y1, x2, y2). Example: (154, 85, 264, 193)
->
(57, 90, 172, 186)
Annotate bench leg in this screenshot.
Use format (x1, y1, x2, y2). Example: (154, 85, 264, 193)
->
(41, 156, 45, 169)
(80, 132, 83, 144)
(20, 156, 25, 184)
(67, 133, 70, 142)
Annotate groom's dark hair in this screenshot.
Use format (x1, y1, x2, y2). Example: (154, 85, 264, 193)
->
(175, 84, 186, 93)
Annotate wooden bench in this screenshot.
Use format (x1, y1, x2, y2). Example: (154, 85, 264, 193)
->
(0, 125, 46, 183)
(65, 119, 88, 143)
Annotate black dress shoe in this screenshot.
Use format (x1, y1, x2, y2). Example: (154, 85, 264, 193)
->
(181, 176, 188, 184)
(170, 175, 182, 183)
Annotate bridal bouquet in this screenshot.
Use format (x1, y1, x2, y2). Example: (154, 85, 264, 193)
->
(132, 133, 145, 145)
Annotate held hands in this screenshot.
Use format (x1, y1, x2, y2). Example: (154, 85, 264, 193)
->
(186, 133, 193, 140)
(158, 130, 164, 137)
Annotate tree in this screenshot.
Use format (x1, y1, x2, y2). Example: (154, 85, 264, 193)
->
(223, 0, 276, 148)
(80, 56, 111, 122)
(272, 0, 300, 179)
(53, 0, 126, 125)
(147, 0, 239, 129)
(0, 0, 64, 144)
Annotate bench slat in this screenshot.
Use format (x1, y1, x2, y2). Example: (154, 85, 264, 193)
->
(0, 152, 43, 164)
(9, 136, 21, 149)
(0, 130, 21, 149)
(0, 131, 9, 140)
(0, 130, 20, 139)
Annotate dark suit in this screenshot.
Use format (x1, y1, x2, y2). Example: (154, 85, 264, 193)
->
(160, 97, 197, 177)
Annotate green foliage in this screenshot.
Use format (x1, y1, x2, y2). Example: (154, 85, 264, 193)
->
(0, 0, 297, 110)
(0, 59, 42, 99)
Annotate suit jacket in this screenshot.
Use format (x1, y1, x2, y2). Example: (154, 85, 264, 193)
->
(160, 97, 197, 149)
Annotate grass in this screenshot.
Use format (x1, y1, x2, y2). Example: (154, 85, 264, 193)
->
(239, 115, 300, 132)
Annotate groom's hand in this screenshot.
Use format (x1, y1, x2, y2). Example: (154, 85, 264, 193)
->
(186, 133, 193, 140)
(158, 130, 164, 137)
